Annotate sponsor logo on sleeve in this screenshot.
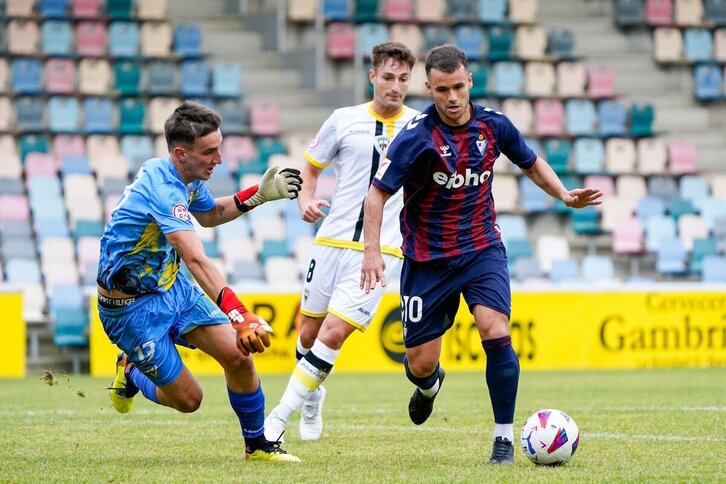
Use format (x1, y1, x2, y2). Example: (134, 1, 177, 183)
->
(375, 158, 392, 180)
(309, 134, 320, 149)
(172, 203, 191, 221)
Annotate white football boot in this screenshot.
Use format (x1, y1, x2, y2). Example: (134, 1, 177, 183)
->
(264, 412, 287, 444)
(299, 386, 326, 441)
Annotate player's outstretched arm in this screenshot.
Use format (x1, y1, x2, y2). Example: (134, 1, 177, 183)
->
(360, 185, 392, 294)
(193, 166, 303, 227)
(521, 157, 603, 209)
(166, 230, 272, 355)
(298, 162, 331, 223)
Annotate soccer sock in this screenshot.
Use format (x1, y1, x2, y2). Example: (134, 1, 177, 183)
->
(227, 383, 266, 447)
(404, 356, 441, 398)
(295, 334, 310, 362)
(127, 365, 159, 404)
(482, 335, 519, 442)
(271, 339, 339, 422)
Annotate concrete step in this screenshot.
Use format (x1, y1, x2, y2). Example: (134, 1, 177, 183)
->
(202, 30, 264, 53)
(242, 68, 301, 89)
(166, 0, 227, 17)
(279, 106, 335, 132)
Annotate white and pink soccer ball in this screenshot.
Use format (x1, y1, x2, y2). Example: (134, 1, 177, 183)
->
(521, 409, 580, 465)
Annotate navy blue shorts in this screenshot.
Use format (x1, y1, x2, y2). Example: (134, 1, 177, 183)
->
(399, 244, 511, 348)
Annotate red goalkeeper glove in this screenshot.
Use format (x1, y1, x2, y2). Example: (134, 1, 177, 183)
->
(217, 287, 273, 355)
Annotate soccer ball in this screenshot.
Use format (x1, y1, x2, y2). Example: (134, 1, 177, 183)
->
(520, 409, 580, 465)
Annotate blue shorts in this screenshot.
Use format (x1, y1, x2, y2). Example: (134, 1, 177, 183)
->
(98, 275, 229, 386)
(400, 244, 511, 348)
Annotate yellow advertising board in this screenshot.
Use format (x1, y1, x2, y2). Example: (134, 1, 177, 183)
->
(89, 289, 726, 377)
(0, 292, 25, 378)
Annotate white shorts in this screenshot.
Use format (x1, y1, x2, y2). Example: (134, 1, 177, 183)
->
(300, 244, 401, 331)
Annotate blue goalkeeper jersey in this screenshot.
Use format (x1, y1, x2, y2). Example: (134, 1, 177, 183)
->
(97, 157, 215, 294)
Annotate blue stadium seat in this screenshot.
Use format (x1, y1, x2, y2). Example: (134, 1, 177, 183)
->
(34, 216, 71, 242)
(513, 256, 543, 281)
(694, 64, 723, 101)
(504, 237, 533, 269)
(705, 0, 726, 25)
(173, 23, 203, 57)
(565, 99, 597, 135)
(683, 28, 714, 62)
(519, 176, 550, 212)
(121, 135, 154, 171)
(493, 61, 523, 96)
(74, 220, 104, 240)
(630, 103, 654, 137)
(0, 178, 26, 195)
(39, 0, 69, 16)
(636, 195, 666, 222)
(11, 58, 43, 94)
(114, 60, 141, 95)
(478, 0, 507, 23)
(547, 27, 575, 58)
(324, 0, 351, 20)
(496, 214, 527, 241)
(119, 98, 146, 135)
(231, 260, 265, 283)
(83, 97, 115, 134)
(645, 215, 676, 252)
(449, 0, 477, 21)
(422, 24, 452, 52)
(357, 23, 390, 57)
(573, 138, 605, 174)
(549, 258, 580, 283)
(582, 254, 615, 281)
(655, 237, 687, 274)
(615, 0, 646, 27)
(61, 155, 92, 176)
(180, 60, 210, 97)
(146, 61, 178, 95)
(701, 254, 726, 282)
(15, 97, 46, 132)
(216, 99, 249, 135)
(697, 197, 726, 231)
(205, 173, 237, 198)
(50, 284, 84, 314)
(216, 217, 251, 242)
(260, 239, 290, 263)
(679, 175, 710, 205)
(6, 258, 42, 283)
(648, 175, 679, 200)
(212, 61, 242, 97)
(1, 237, 38, 261)
(108, 21, 140, 57)
(41, 20, 74, 55)
(598, 100, 628, 136)
(49, 96, 81, 133)
(455, 25, 487, 61)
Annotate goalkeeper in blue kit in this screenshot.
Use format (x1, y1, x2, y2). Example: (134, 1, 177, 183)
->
(97, 101, 302, 462)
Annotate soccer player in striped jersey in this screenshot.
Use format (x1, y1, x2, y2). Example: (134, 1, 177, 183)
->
(264, 42, 419, 442)
(99, 101, 302, 461)
(361, 45, 603, 464)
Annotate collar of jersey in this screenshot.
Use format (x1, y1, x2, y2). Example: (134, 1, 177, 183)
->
(367, 102, 406, 124)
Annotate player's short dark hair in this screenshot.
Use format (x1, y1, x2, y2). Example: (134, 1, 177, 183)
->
(164, 101, 222, 151)
(425, 44, 468, 77)
(371, 41, 416, 71)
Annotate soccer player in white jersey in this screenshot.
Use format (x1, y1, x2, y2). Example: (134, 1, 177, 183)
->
(264, 42, 419, 442)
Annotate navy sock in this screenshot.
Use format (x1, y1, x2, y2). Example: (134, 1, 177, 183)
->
(482, 336, 519, 424)
(403, 356, 440, 390)
(128, 366, 159, 404)
(227, 384, 265, 445)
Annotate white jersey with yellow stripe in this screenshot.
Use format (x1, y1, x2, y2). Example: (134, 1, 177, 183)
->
(304, 102, 419, 258)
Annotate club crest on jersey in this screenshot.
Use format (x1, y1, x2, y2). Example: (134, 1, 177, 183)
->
(439, 145, 452, 157)
(374, 135, 391, 156)
(172, 203, 190, 221)
(476, 134, 488, 155)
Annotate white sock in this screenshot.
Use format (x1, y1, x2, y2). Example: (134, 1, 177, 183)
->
(296, 335, 310, 359)
(419, 378, 440, 398)
(494, 423, 514, 443)
(273, 339, 339, 421)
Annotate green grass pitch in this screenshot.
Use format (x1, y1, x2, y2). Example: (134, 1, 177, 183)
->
(0, 367, 723, 482)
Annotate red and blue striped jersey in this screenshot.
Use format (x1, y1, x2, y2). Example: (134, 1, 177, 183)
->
(372, 102, 536, 262)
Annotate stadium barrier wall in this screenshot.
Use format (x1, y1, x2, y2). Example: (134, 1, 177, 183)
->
(0, 291, 25, 378)
(89, 288, 726, 377)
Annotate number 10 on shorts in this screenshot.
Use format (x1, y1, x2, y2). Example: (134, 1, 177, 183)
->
(401, 295, 423, 324)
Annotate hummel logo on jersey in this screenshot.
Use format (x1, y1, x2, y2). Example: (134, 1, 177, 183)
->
(406, 112, 428, 130)
(439, 145, 451, 157)
(433, 169, 492, 189)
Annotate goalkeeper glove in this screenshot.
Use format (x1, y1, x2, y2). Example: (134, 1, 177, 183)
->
(233, 167, 302, 212)
(217, 287, 273, 355)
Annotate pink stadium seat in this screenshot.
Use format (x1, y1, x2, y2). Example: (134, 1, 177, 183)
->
(612, 216, 645, 254)
(534, 98, 564, 136)
(104, 194, 121, 220)
(587, 65, 615, 98)
(668, 140, 696, 174)
(0, 195, 31, 222)
(646, 0, 674, 25)
(222, 136, 257, 170)
(53, 135, 86, 161)
(584, 175, 615, 200)
(45, 58, 77, 94)
(557, 61, 587, 97)
(25, 153, 60, 180)
(601, 196, 637, 232)
(382, 0, 414, 21)
(326, 23, 356, 60)
(71, 0, 103, 18)
(249, 101, 281, 136)
(75, 21, 108, 57)
(76, 236, 101, 272)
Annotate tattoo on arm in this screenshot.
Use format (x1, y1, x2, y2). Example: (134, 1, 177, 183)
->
(216, 204, 225, 217)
